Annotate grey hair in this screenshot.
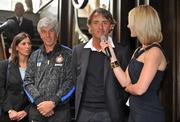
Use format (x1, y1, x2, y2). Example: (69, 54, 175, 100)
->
(37, 17, 59, 33)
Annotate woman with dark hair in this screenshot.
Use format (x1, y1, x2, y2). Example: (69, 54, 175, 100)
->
(0, 32, 32, 122)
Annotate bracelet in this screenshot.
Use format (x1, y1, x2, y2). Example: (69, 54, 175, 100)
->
(110, 61, 120, 69)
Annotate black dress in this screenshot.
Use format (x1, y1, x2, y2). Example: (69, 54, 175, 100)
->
(128, 44, 166, 122)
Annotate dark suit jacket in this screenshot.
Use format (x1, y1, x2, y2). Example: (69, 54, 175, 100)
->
(0, 60, 8, 107)
(4, 16, 34, 47)
(0, 60, 30, 113)
(72, 42, 131, 122)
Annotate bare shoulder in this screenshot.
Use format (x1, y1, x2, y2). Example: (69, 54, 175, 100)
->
(145, 46, 167, 70)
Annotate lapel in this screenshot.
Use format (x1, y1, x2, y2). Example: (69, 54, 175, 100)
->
(8, 63, 22, 81)
(80, 48, 90, 85)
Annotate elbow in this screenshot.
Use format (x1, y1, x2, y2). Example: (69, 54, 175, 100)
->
(131, 83, 148, 95)
(135, 88, 146, 96)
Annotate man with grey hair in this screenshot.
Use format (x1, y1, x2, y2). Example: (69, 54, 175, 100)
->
(24, 17, 75, 122)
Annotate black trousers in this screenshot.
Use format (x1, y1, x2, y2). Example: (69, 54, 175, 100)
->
(77, 108, 111, 122)
(28, 103, 71, 122)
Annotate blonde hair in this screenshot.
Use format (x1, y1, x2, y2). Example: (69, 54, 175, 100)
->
(128, 5, 162, 45)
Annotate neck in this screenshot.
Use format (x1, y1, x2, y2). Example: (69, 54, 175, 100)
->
(18, 55, 28, 68)
(44, 41, 57, 53)
(92, 38, 102, 51)
(45, 44, 56, 53)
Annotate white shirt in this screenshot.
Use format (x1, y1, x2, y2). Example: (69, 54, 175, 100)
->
(16, 16, 23, 25)
(19, 67, 26, 80)
(84, 36, 115, 52)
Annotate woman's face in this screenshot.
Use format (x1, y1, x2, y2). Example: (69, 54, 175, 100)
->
(127, 23, 137, 37)
(127, 13, 137, 37)
(16, 37, 31, 57)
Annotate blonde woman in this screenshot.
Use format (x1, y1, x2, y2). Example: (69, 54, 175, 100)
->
(100, 5, 167, 122)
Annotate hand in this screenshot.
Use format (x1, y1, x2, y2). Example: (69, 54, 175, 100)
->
(8, 110, 18, 121)
(100, 41, 116, 60)
(125, 83, 133, 92)
(44, 110, 54, 117)
(37, 101, 55, 116)
(16, 110, 27, 121)
(100, 41, 109, 53)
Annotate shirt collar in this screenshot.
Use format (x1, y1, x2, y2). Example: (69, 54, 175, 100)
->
(16, 16, 22, 21)
(84, 36, 115, 51)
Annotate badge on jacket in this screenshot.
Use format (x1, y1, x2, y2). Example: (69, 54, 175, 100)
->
(55, 54, 64, 66)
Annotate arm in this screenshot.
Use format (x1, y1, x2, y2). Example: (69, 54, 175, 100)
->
(55, 50, 75, 104)
(23, 51, 42, 104)
(125, 47, 166, 95)
(100, 41, 131, 87)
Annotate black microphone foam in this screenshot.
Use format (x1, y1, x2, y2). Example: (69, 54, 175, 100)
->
(100, 35, 111, 58)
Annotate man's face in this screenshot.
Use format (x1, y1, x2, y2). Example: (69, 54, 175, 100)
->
(39, 26, 58, 48)
(15, 3, 24, 17)
(88, 13, 113, 40)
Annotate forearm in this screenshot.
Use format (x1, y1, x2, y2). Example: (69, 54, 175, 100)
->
(24, 67, 41, 104)
(109, 47, 131, 87)
(125, 82, 146, 95)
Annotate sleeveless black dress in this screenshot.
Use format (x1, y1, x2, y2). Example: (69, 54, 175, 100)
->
(128, 44, 166, 122)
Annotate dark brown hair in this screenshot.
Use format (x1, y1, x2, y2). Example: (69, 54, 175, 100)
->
(10, 32, 31, 65)
(87, 8, 116, 25)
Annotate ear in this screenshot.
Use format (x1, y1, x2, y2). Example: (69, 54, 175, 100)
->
(16, 46, 19, 51)
(87, 24, 92, 34)
(110, 25, 115, 30)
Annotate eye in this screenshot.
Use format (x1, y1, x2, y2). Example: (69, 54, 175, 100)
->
(103, 21, 109, 25)
(21, 42, 26, 45)
(49, 28, 55, 33)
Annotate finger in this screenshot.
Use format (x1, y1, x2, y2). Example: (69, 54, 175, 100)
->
(37, 102, 44, 107)
(17, 117, 22, 121)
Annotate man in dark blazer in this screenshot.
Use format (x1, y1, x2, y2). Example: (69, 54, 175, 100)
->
(72, 8, 131, 122)
(4, 2, 34, 57)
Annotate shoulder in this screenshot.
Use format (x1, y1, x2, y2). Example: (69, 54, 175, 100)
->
(144, 46, 165, 65)
(60, 45, 72, 55)
(29, 48, 42, 61)
(0, 60, 9, 73)
(146, 46, 163, 57)
(73, 43, 87, 52)
(7, 16, 16, 20)
(31, 48, 41, 55)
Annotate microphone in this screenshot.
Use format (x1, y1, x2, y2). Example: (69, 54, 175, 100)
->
(100, 35, 111, 58)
